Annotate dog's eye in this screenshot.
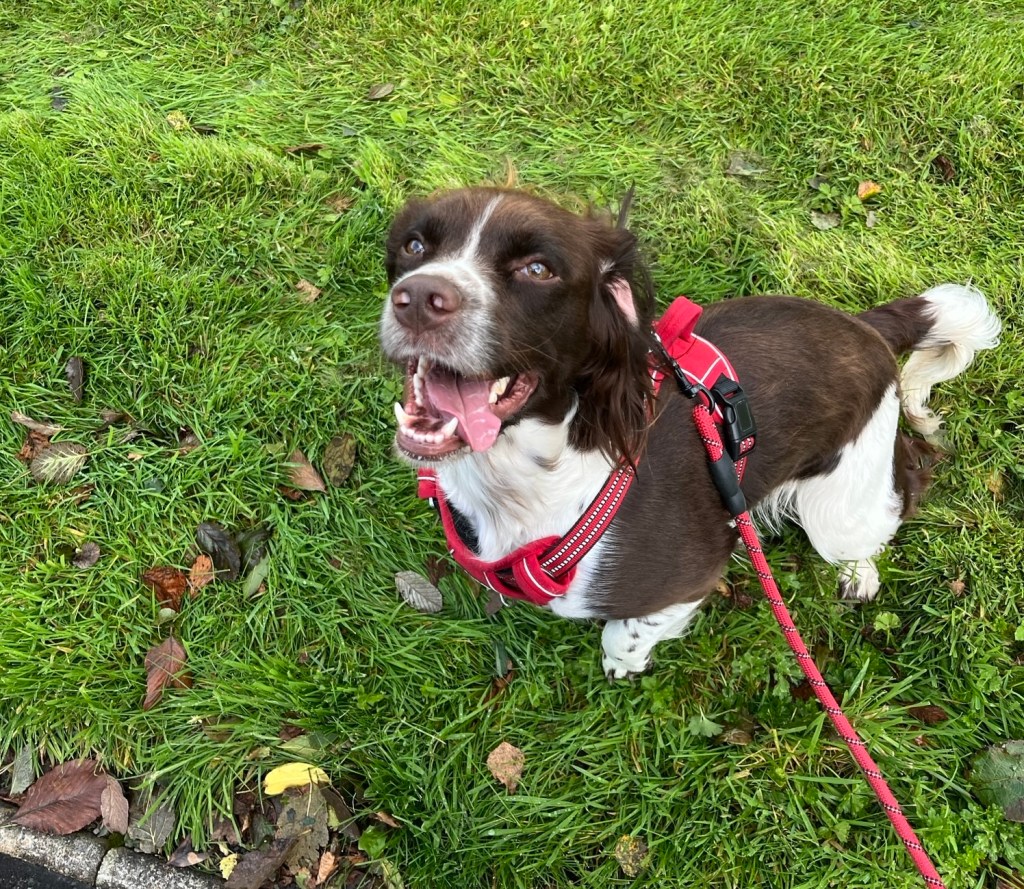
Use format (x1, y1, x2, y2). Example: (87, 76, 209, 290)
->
(522, 261, 553, 280)
(404, 238, 426, 256)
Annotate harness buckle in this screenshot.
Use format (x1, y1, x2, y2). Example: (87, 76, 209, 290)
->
(710, 375, 756, 461)
(653, 333, 715, 407)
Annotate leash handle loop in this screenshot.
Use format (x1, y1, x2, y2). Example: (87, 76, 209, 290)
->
(691, 403, 946, 889)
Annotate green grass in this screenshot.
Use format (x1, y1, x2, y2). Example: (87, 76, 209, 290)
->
(2, 0, 1023, 886)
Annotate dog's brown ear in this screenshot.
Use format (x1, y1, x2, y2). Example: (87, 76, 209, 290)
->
(569, 226, 656, 465)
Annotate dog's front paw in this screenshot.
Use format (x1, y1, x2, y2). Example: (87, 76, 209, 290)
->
(602, 650, 652, 682)
(839, 559, 881, 602)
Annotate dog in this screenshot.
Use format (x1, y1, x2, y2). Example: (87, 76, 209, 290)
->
(379, 187, 1001, 679)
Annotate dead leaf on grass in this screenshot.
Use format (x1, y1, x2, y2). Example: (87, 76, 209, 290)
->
(188, 554, 215, 593)
(236, 526, 272, 576)
(857, 180, 882, 201)
(286, 449, 326, 492)
(100, 775, 130, 834)
(276, 787, 330, 870)
(127, 787, 177, 854)
(970, 740, 1024, 823)
(725, 151, 766, 178)
(909, 705, 949, 725)
(10, 745, 35, 796)
(316, 849, 341, 885)
(932, 154, 956, 183)
(166, 110, 190, 130)
(395, 571, 443, 613)
(224, 836, 299, 889)
(374, 811, 401, 828)
(30, 441, 88, 485)
(614, 835, 649, 877)
(486, 741, 524, 793)
(143, 636, 191, 710)
(295, 279, 322, 303)
(168, 835, 209, 868)
(17, 429, 52, 464)
(323, 434, 357, 486)
(11, 411, 63, 436)
(66, 357, 85, 403)
(366, 83, 395, 100)
(142, 566, 189, 611)
(810, 211, 841, 231)
(284, 143, 326, 156)
(263, 762, 330, 796)
(196, 522, 242, 581)
(72, 542, 101, 569)
(325, 193, 353, 214)
(12, 759, 107, 835)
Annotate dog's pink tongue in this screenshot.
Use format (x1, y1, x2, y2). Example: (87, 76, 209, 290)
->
(425, 372, 501, 451)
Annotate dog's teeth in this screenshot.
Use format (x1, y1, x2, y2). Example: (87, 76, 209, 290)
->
(416, 356, 430, 378)
(394, 402, 414, 427)
(489, 377, 510, 404)
(413, 374, 424, 407)
(440, 417, 458, 437)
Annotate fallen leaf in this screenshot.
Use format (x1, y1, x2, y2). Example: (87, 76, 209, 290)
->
(143, 636, 191, 710)
(614, 835, 649, 878)
(932, 154, 956, 183)
(243, 554, 271, 598)
(11, 411, 63, 436)
(295, 279, 322, 303)
(264, 763, 330, 796)
(224, 836, 298, 889)
(486, 741, 524, 793)
(323, 434, 357, 486)
(188, 554, 215, 593)
(374, 811, 401, 828)
(101, 776, 129, 834)
(316, 849, 340, 885)
(278, 485, 307, 501)
(177, 428, 200, 453)
(325, 193, 353, 214)
(424, 555, 453, 587)
(220, 853, 239, 880)
(810, 211, 841, 231)
(971, 741, 1024, 822)
(196, 522, 242, 581)
(30, 441, 88, 485)
(909, 705, 949, 725)
(12, 759, 107, 835)
(395, 571, 443, 613)
(236, 526, 272, 576)
(807, 174, 828, 191)
(284, 143, 326, 155)
(366, 82, 395, 100)
(321, 787, 361, 841)
(484, 587, 504, 616)
(10, 745, 35, 796)
(17, 429, 52, 464)
(72, 542, 101, 569)
(725, 151, 766, 178)
(127, 787, 177, 854)
(276, 787, 330, 870)
(718, 727, 754, 746)
(50, 85, 70, 112)
(857, 180, 882, 201)
(141, 567, 189, 611)
(168, 835, 209, 868)
(286, 449, 326, 492)
(866, 210, 878, 228)
(949, 578, 967, 596)
(66, 357, 85, 403)
(986, 468, 1004, 499)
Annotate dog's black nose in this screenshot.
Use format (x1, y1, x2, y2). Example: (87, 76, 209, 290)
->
(391, 274, 462, 333)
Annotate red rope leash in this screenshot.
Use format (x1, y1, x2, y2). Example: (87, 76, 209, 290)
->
(691, 404, 945, 888)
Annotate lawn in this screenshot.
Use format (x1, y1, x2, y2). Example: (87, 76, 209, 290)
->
(1, 0, 1023, 886)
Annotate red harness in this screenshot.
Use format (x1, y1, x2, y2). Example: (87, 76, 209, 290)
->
(416, 297, 754, 606)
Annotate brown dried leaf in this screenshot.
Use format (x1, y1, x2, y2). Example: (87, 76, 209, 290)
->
(101, 776, 129, 834)
(142, 566, 189, 611)
(909, 704, 949, 725)
(857, 180, 882, 201)
(17, 429, 52, 464)
(168, 835, 209, 868)
(932, 154, 956, 183)
(12, 759, 107, 835)
(188, 554, 215, 593)
(424, 555, 453, 587)
(66, 357, 85, 403)
(316, 849, 340, 885)
(374, 811, 401, 828)
(276, 787, 330, 870)
(72, 542, 101, 569)
(143, 636, 191, 710)
(11, 411, 63, 436)
(949, 578, 967, 597)
(395, 571, 443, 613)
(30, 441, 88, 485)
(295, 279, 322, 303)
(322, 434, 357, 486)
(284, 143, 326, 156)
(196, 522, 242, 581)
(286, 449, 326, 493)
(486, 741, 524, 793)
(614, 835, 649, 878)
(325, 193, 353, 214)
(224, 835, 298, 889)
(810, 210, 841, 231)
(366, 82, 395, 100)
(127, 788, 177, 854)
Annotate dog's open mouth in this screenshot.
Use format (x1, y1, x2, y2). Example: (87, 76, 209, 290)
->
(394, 358, 538, 460)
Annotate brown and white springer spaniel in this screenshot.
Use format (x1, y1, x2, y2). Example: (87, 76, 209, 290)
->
(379, 187, 1000, 679)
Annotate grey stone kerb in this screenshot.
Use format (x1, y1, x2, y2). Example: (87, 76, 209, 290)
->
(0, 803, 220, 889)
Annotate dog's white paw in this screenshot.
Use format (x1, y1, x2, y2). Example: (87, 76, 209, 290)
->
(839, 559, 881, 602)
(602, 650, 652, 682)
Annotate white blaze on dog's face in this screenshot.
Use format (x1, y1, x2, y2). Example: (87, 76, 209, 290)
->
(380, 188, 651, 465)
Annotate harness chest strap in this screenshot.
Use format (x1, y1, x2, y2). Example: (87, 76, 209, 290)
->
(417, 296, 754, 606)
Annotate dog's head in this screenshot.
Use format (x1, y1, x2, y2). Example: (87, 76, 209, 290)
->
(380, 187, 655, 465)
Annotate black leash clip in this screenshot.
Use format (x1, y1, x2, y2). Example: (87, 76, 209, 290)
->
(709, 376, 757, 462)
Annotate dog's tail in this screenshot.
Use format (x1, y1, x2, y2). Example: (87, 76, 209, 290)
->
(859, 283, 1001, 436)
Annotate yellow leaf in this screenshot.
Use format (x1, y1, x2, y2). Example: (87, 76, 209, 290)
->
(263, 762, 330, 795)
(857, 180, 882, 201)
(219, 853, 238, 879)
